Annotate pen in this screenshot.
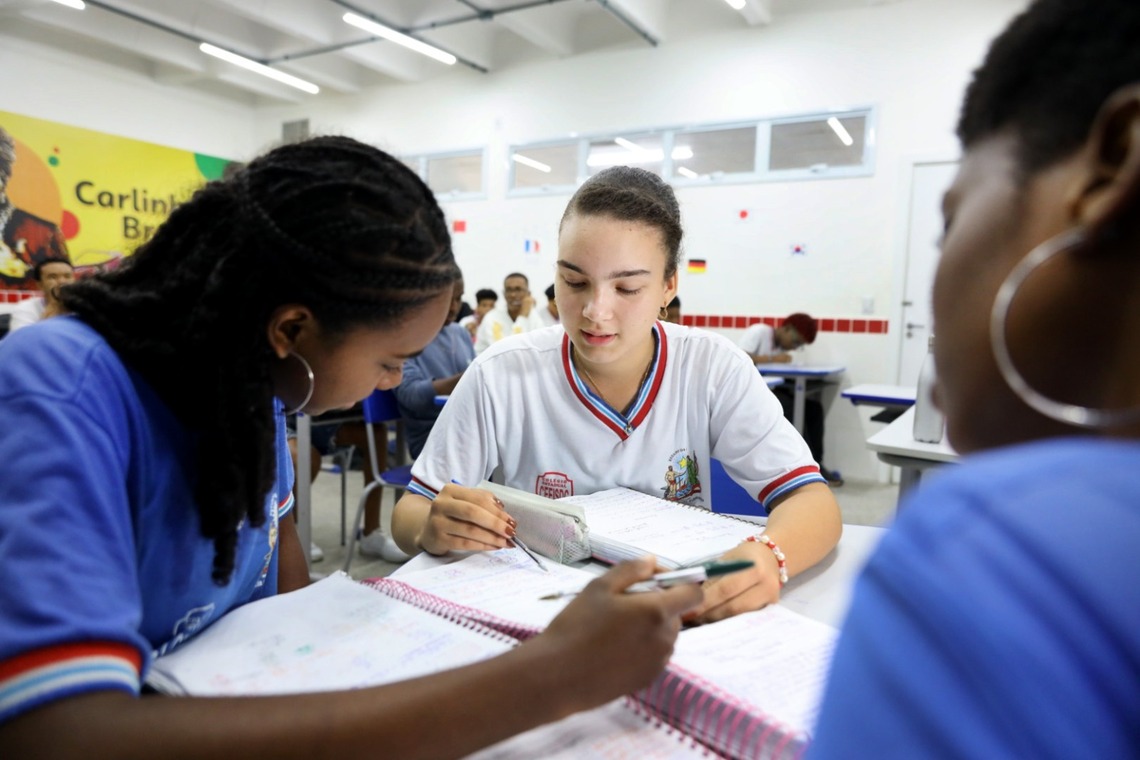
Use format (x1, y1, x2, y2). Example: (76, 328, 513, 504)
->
(539, 559, 754, 600)
(451, 479, 548, 572)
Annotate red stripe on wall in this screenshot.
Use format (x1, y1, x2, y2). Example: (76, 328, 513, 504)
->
(680, 315, 890, 334)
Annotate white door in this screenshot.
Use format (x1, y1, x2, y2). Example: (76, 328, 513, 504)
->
(897, 161, 958, 386)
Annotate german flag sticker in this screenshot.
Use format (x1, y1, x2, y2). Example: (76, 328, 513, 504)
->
(686, 258, 707, 274)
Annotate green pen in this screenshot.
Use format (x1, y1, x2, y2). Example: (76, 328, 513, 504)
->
(539, 559, 754, 600)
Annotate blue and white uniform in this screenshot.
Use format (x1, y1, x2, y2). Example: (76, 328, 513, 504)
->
(811, 438, 1140, 758)
(410, 321, 822, 509)
(0, 317, 293, 723)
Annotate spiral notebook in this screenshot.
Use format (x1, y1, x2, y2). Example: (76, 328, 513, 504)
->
(382, 550, 837, 759)
(145, 571, 714, 758)
(560, 487, 763, 569)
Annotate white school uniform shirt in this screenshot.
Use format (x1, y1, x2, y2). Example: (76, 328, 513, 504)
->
(737, 323, 776, 358)
(410, 321, 822, 512)
(473, 305, 547, 354)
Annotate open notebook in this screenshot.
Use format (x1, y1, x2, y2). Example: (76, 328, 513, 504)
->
(145, 572, 707, 758)
(148, 557, 835, 758)
(486, 482, 762, 569)
(386, 550, 838, 758)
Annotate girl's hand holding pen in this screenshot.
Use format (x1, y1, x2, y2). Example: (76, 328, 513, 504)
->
(417, 481, 517, 555)
(684, 541, 783, 624)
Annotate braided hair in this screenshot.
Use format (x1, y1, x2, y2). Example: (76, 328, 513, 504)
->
(59, 136, 458, 584)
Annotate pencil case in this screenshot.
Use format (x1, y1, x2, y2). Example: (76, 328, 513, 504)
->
(477, 481, 591, 564)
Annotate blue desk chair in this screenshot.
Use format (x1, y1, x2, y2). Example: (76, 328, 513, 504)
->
(709, 457, 766, 518)
(343, 389, 413, 571)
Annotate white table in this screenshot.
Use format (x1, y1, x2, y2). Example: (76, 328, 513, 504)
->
(865, 406, 957, 501)
(394, 521, 886, 629)
(754, 364, 846, 434)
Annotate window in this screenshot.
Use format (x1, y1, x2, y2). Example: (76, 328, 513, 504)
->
(509, 142, 578, 191)
(587, 131, 670, 176)
(768, 114, 868, 172)
(426, 152, 484, 197)
(672, 125, 757, 180)
(504, 108, 874, 196)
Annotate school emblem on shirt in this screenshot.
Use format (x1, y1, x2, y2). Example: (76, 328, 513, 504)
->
(663, 449, 702, 501)
(535, 471, 574, 499)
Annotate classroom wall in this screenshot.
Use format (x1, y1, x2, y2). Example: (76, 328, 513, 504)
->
(0, 34, 255, 163)
(0, 0, 1027, 483)
(252, 0, 1027, 482)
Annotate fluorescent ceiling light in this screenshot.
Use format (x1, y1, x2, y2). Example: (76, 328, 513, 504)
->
(199, 43, 319, 94)
(343, 12, 456, 65)
(677, 167, 699, 179)
(512, 153, 552, 173)
(587, 146, 694, 167)
(724, 0, 747, 9)
(614, 137, 642, 151)
(48, 0, 85, 8)
(827, 117, 854, 146)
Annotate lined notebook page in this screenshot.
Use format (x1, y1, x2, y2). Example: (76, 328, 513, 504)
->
(392, 549, 600, 631)
(145, 573, 514, 696)
(469, 699, 713, 759)
(561, 487, 761, 568)
(662, 604, 837, 755)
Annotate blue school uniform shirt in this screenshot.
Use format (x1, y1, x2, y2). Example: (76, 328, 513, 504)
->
(810, 438, 1140, 759)
(0, 317, 293, 723)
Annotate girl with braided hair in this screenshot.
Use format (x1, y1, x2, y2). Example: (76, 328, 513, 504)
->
(0, 136, 700, 757)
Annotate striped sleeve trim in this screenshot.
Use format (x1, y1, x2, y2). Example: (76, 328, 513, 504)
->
(0, 642, 142, 722)
(408, 477, 439, 500)
(277, 491, 295, 519)
(758, 465, 826, 511)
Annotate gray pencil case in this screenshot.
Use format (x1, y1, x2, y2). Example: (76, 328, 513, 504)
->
(477, 480, 591, 564)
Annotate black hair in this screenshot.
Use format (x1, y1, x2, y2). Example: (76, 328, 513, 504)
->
(668, 296, 680, 309)
(544, 284, 555, 301)
(958, 0, 1140, 176)
(475, 288, 497, 302)
(504, 272, 528, 286)
(560, 166, 683, 278)
(32, 256, 73, 281)
(60, 135, 458, 584)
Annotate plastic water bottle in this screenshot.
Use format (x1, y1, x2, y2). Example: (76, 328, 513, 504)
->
(913, 335, 944, 443)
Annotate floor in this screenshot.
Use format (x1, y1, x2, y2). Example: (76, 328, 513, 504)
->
(304, 460, 901, 581)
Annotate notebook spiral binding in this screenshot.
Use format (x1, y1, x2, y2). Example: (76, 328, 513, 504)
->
(635, 661, 806, 760)
(362, 579, 543, 644)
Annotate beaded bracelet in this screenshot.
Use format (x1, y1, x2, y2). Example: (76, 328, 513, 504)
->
(746, 533, 788, 586)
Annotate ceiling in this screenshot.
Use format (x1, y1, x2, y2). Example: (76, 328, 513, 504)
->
(1, 0, 891, 105)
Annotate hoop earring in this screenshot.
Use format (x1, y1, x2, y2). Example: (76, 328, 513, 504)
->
(989, 227, 1140, 429)
(281, 350, 315, 416)
(659, 305, 669, 320)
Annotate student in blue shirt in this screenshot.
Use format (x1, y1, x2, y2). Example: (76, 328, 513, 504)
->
(811, 1, 1140, 756)
(0, 135, 700, 758)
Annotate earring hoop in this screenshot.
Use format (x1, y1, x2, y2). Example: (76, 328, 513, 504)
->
(989, 227, 1140, 429)
(659, 305, 669, 320)
(281, 350, 315, 416)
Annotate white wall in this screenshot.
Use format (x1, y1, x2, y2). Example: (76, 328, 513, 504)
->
(252, 0, 1025, 481)
(0, 34, 255, 160)
(1, 0, 1027, 481)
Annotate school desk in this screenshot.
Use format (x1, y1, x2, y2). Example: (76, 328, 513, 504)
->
(753, 364, 846, 435)
(395, 520, 887, 629)
(865, 406, 958, 504)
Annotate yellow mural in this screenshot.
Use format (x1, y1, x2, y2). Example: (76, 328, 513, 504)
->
(1, 110, 232, 293)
